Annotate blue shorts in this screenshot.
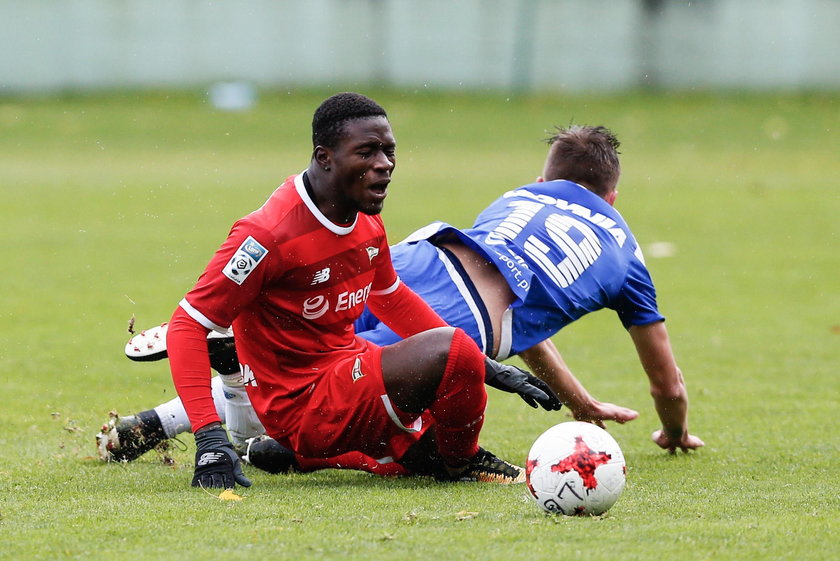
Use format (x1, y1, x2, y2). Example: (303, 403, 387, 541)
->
(354, 240, 494, 355)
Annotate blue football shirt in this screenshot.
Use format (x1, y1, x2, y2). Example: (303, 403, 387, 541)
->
(393, 180, 664, 357)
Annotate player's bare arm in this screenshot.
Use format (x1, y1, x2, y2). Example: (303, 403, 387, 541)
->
(628, 321, 704, 452)
(518, 338, 639, 427)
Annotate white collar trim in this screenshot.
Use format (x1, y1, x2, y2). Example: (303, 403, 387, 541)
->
(294, 172, 357, 236)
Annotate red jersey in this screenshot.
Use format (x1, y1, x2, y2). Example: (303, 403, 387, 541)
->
(180, 173, 400, 432)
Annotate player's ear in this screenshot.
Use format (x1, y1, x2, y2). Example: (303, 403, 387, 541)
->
(536, 176, 545, 183)
(606, 190, 618, 206)
(313, 146, 331, 171)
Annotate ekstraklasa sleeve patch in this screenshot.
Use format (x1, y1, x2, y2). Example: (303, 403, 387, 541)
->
(222, 236, 268, 285)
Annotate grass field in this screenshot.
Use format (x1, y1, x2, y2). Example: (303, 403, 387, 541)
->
(1, 89, 838, 560)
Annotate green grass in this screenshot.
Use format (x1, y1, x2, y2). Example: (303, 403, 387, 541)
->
(1, 89, 838, 560)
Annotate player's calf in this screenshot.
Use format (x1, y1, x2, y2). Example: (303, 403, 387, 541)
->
(427, 328, 487, 466)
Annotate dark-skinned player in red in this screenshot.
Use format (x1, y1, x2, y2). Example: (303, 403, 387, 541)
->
(167, 92, 559, 489)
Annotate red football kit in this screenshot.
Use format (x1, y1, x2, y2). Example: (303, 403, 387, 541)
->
(168, 172, 458, 462)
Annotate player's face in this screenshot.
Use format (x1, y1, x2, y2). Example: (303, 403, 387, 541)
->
(329, 116, 396, 219)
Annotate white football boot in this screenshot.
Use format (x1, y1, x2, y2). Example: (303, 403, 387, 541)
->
(125, 323, 170, 362)
(125, 323, 237, 372)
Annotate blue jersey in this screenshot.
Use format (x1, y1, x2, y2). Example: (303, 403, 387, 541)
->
(355, 180, 663, 358)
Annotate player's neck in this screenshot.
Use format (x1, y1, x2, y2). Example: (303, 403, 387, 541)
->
(302, 170, 356, 226)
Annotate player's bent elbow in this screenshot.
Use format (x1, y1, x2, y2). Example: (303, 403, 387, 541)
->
(648, 365, 686, 400)
(649, 380, 687, 403)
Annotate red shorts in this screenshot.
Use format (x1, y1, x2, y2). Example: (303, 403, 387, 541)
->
(270, 343, 433, 462)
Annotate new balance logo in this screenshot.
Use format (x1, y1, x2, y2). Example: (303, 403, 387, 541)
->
(311, 267, 331, 285)
(366, 247, 379, 261)
(197, 452, 226, 466)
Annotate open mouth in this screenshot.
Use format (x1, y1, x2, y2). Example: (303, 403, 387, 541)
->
(368, 180, 389, 199)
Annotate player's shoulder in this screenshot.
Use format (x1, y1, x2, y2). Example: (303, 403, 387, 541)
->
(242, 175, 309, 231)
(263, 174, 303, 211)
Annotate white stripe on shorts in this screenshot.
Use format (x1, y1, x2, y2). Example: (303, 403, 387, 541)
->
(380, 394, 423, 433)
(434, 247, 488, 354)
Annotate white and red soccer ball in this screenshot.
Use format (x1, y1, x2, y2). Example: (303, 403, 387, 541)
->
(526, 422, 626, 516)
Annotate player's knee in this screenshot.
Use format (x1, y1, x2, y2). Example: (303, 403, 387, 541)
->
(426, 325, 456, 345)
(452, 326, 482, 364)
(415, 326, 457, 372)
(439, 327, 485, 391)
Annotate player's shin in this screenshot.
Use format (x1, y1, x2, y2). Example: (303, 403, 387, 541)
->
(428, 328, 487, 467)
(156, 373, 229, 433)
(218, 373, 265, 449)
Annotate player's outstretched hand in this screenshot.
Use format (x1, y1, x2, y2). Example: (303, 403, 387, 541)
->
(572, 400, 640, 429)
(484, 358, 563, 411)
(652, 429, 705, 454)
(192, 425, 252, 489)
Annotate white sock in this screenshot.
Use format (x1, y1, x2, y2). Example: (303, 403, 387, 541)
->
(153, 397, 190, 439)
(219, 374, 265, 447)
(153, 376, 228, 437)
(211, 375, 227, 423)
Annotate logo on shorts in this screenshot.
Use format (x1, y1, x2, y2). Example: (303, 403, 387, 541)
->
(222, 236, 268, 285)
(351, 357, 365, 382)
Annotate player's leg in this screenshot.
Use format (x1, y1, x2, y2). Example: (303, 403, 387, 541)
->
(215, 373, 266, 448)
(97, 375, 228, 461)
(245, 330, 519, 482)
(380, 326, 524, 483)
(100, 322, 251, 461)
(381, 327, 480, 463)
(240, 302, 465, 474)
(117, 323, 401, 473)
(240, 434, 413, 476)
(125, 321, 261, 446)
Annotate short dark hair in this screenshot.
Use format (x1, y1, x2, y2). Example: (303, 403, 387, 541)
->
(543, 125, 621, 197)
(312, 92, 388, 148)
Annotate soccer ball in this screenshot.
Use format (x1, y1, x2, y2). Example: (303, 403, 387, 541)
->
(525, 422, 626, 516)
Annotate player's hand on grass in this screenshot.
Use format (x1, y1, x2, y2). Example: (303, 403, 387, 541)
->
(652, 429, 705, 453)
(572, 400, 639, 429)
(484, 358, 563, 411)
(192, 425, 252, 489)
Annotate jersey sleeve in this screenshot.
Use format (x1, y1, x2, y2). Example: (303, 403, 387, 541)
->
(370, 227, 399, 293)
(181, 221, 276, 330)
(613, 256, 666, 328)
(367, 228, 447, 337)
(167, 306, 218, 431)
(367, 281, 448, 339)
